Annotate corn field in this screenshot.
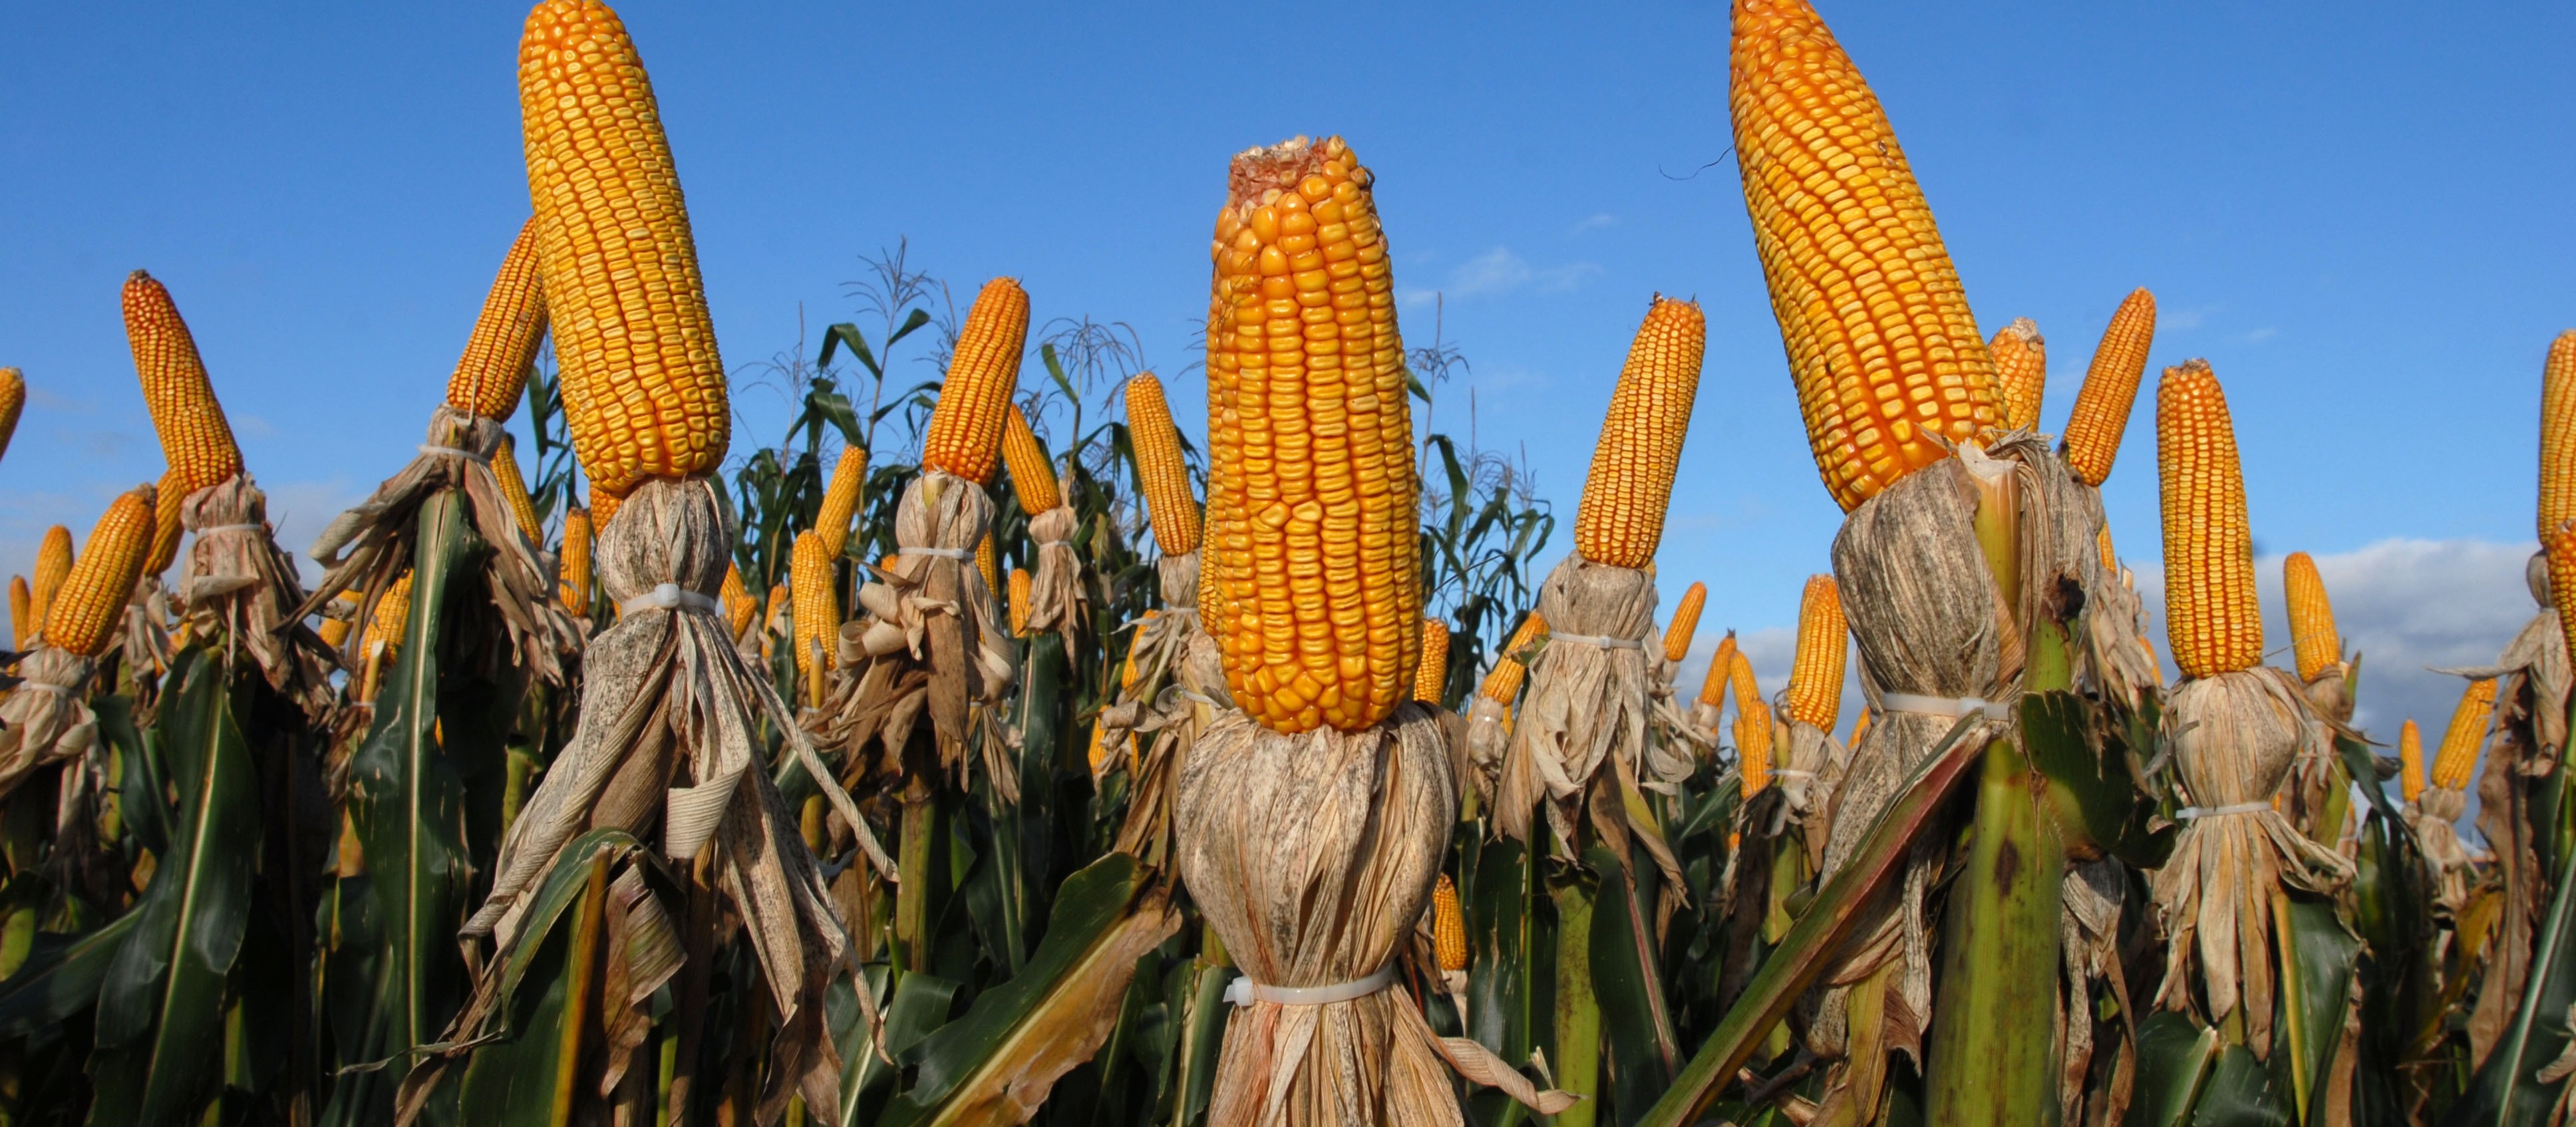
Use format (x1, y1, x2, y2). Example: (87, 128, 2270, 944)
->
(0, 1, 2570, 1126)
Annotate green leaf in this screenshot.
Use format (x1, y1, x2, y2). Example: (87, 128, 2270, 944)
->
(2278, 895, 2358, 1126)
(820, 323, 884, 377)
(2195, 1045, 2293, 1126)
(0, 909, 142, 1039)
(2131, 1011, 2221, 1127)
(2024, 690, 2175, 868)
(831, 966, 960, 1126)
(1586, 846, 1675, 1120)
(2443, 782, 2576, 1124)
(1926, 736, 2065, 1124)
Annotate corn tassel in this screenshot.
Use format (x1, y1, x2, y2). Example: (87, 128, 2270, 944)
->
(2543, 331, 2576, 539)
(2283, 552, 2340, 683)
(1573, 297, 1706, 567)
(44, 486, 156, 659)
(1001, 404, 1061, 514)
(124, 271, 244, 495)
(2062, 289, 2158, 487)
(29, 526, 71, 642)
(2156, 360, 2261, 679)
(1663, 581, 1707, 665)
(1416, 617, 1451, 704)
(1991, 318, 2045, 433)
(921, 279, 1032, 486)
(2430, 679, 2496, 791)
(444, 217, 549, 422)
(1126, 373, 1202, 556)
(1785, 575, 1846, 730)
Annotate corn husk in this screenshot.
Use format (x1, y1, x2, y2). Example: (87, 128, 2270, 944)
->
(1176, 705, 1571, 1124)
(439, 476, 886, 1120)
(1022, 503, 1087, 641)
(1095, 552, 1228, 869)
(118, 574, 174, 691)
(177, 474, 337, 719)
(299, 406, 576, 684)
(2149, 665, 2353, 1058)
(2069, 488, 2161, 709)
(1496, 555, 1681, 848)
(2058, 858, 2135, 1126)
(0, 647, 97, 805)
(2410, 786, 2476, 911)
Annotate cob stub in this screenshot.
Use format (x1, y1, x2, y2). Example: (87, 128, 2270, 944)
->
(1126, 373, 1202, 556)
(1731, 0, 1997, 511)
(2541, 331, 2576, 540)
(2062, 289, 2158, 487)
(444, 217, 549, 422)
(1000, 404, 1062, 514)
(921, 279, 1032, 486)
(1991, 319, 2046, 434)
(814, 445, 870, 560)
(29, 526, 71, 641)
(1662, 581, 1707, 665)
(0, 368, 21, 464)
(124, 271, 245, 496)
(519, 0, 727, 497)
(2283, 552, 2340, 683)
(2156, 360, 2261, 679)
(1416, 617, 1452, 704)
(1204, 134, 1419, 734)
(1573, 297, 1706, 568)
(41, 486, 155, 658)
(1785, 574, 1846, 730)
(2430, 679, 2496, 792)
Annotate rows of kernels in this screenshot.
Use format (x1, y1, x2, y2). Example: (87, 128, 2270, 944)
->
(1415, 617, 1450, 704)
(2156, 361, 2262, 678)
(491, 437, 546, 546)
(44, 487, 155, 658)
(30, 525, 71, 639)
(2430, 678, 2496, 791)
(2541, 331, 2576, 538)
(1663, 581, 1708, 664)
(1125, 373, 1202, 556)
(561, 506, 593, 613)
(920, 279, 1031, 486)
(442, 218, 549, 422)
(2063, 289, 2158, 487)
(2283, 552, 2341, 683)
(1476, 611, 1547, 703)
(1991, 319, 2046, 433)
(1000, 405, 1061, 514)
(1573, 298, 1707, 567)
(1786, 575, 1846, 729)
(123, 271, 243, 494)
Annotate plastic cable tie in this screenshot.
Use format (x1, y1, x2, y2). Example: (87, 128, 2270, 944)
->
(1877, 692, 2012, 721)
(1547, 631, 1643, 651)
(618, 583, 722, 617)
(1223, 964, 1396, 1008)
(2175, 800, 2273, 820)
(898, 546, 975, 560)
(13, 682, 72, 697)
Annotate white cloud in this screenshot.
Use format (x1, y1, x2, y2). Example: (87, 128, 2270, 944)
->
(1403, 247, 1601, 307)
(2241, 327, 2280, 343)
(1569, 213, 1617, 235)
(2164, 304, 2217, 331)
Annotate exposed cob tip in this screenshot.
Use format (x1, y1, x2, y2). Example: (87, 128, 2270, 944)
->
(2156, 359, 2261, 679)
(1000, 404, 1062, 514)
(490, 435, 545, 547)
(373, 571, 416, 654)
(560, 506, 593, 614)
(2283, 551, 2342, 683)
(1124, 373, 1201, 556)
(444, 217, 549, 422)
(2541, 331, 2576, 540)
(1785, 574, 1847, 729)
(122, 270, 245, 496)
(2062, 288, 2158, 487)
(1663, 581, 1708, 665)
(1573, 296, 1707, 567)
(0, 367, 23, 464)
(2398, 719, 2425, 805)
(45, 485, 156, 658)
(921, 279, 1033, 486)
(30, 525, 72, 643)
(2430, 678, 2496, 792)
(1698, 630, 1740, 709)
(1991, 318, 2047, 434)
(1415, 617, 1452, 704)
(1432, 873, 1467, 972)
(814, 445, 868, 560)
(1732, 0, 1998, 510)
(1009, 567, 1033, 637)
(520, 0, 729, 495)
(1475, 611, 1548, 704)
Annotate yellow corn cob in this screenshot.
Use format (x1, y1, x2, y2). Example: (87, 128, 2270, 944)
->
(318, 596, 355, 651)
(2156, 360, 2261, 679)
(589, 484, 620, 531)
(1786, 575, 1846, 729)
(1575, 297, 1707, 567)
(2062, 289, 2158, 488)
(764, 582, 790, 644)
(721, 561, 756, 639)
(0, 368, 22, 464)
(44, 486, 155, 659)
(1663, 581, 1707, 664)
(2398, 719, 2424, 805)
(443, 218, 549, 422)
(1730, 0, 1998, 511)
(2283, 551, 2341, 683)
(815, 446, 868, 560)
(1476, 612, 1548, 703)
(2097, 524, 2116, 572)
(1991, 318, 2046, 434)
(1415, 617, 1451, 704)
(518, 0, 728, 495)
(2543, 331, 2576, 540)
(2430, 679, 2497, 791)
(30, 525, 71, 640)
(1009, 567, 1033, 637)
(490, 436, 544, 546)
(7, 576, 27, 652)
(373, 571, 416, 653)
(1432, 873, 1467, 972)
(2554, 522, 2576, 715)
(975, 531, 999, 597)
(560, 506, 593, 614)
(791, 530, 836, 687)
(124, 271, 245, 496)
(1848, 707, 1871, 749)
(146, 469, 185, 577)
(921, 279, 1032, 486)
(1087, 721, 1112, 774)
(1728, 647, 1761, 717)
(1088, 611, 1158, 772)
(1698, 631, 1740, 709)
(1125, 373, 1202, 556)
(1738, 700, 1774, 797)
(1204, 134, 1420, 734)
(1001, 404, 1061, 514)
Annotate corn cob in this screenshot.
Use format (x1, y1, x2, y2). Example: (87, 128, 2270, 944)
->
(921, 279, 1032, 486)
(7, 576, 27, 652)
(1090, 611, 1156, 772)
(0, 368, 22, 464)
(123, 271, 244, 495)
(1001, 404, 1061, 514)
(1727, 647, 1762, 717)
(1476, 611, 1547, 704)
(1663, 581, 1708, 664)
(373, 571, 416, 653)
(443, 218, 549, 422)
(721, 561, 756, 639)
(30, 525, 71, 640)
(2097, 525, 2116, 572)
(975, 531, 999, 597)
(2542, 331, 2576, 540)
(518, 0, 728, 496)
(146, 470, 186, 576)
(1009, 567, 1033, 637)
(318, 595, 356, 651)
(1848, 707, 1870, 749)
(1738, 700, 1774, 796)
(1991, 318, 2046, 434)
(2156, 360, 2261, 679)
(1204, 134, 1419, 733)
(44, 486, 156, 658)
(560, 506, 593, 614)
(1415, 617, 1451, 704)
(791, 531, 836, 688)
(1125, 373, 1202, 556)
(1432, 873, 1467, 972)
(2283, 552, 2340, 683)
(2398, 719, 2425, 805)
(1086, 721, 1112, 774)
(2430, 678, 2496, 791)
(1698, 631, 1740, 709)
(2062, 289, 2158, 487)
(815, 446, 868, 560)
(1730, 0, 1998, 511)
(490, 436, 545, 546)
(589, 485, 620, 532)
(1574, 297, 1707, 567)
(1786, 574, 1846, 729)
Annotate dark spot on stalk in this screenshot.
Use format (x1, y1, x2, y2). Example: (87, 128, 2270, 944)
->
(1994, 838, 2022, 887)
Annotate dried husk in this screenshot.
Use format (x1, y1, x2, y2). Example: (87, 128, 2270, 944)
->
(2464, 585, 2567, 1060)
(298, 406, 576, 683)
(1776, 716, 1845, 872)
(2058, 858, 2135, 1126)
(118, 575, 174, 689)
(0, 648, 97, 804)
(1461, 695, 1512, 808)
(2410, 786, 2476, 912)
(178, 474, 336, 719)
(1176, 705, 1571, 1124)
(1496, 555, 1669, 848)
(2069, 486, 2162, 709)
(1022, 504, 1086, 640)
(1096, 552, 1229, 869)
(2148, 665, 2353, 1058)
(440, 477, 886, 1119)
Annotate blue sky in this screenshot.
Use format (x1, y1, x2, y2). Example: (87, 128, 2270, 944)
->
(4, 2, 2572, 739)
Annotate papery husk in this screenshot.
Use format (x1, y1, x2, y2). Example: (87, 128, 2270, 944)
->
(118, 575, 174, 690)
(807, 470, 1019, 800)
(434, 477, 886, 1122)
(2465, 591, 2568, 1062)
(177, 474, 337, 720)
(1096, 552, 1229, 869)
(2149, 666, 2353, 1058)
(2058, 858, 2135, 1126)
(2069, 488, 2162, 709)
(2410, 786, 2476, 913)
(1462, 695, 1512, 808)
(1023, 504, 1087, 641)
(297, 406, 576, 684)
(0, 648, 97, 804)
(1176, 705, 1572, 1125)
(1776, 715, 1845, 872)
(1496, 555, 1669, 849)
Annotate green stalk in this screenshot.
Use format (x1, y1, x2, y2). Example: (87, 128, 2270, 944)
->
(893, 780, 943, 976)
(1552, 866, 1601, 1127)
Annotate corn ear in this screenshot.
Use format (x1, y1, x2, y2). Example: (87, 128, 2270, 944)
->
(2429, 679, 2496, 792)
(1663, 581, 1707, 665)
(444, 217, 549, 422)
(45, 486, 156, 658)
(1991, 318, 2045, 433)
(2062, 289, 2157, 487)
(921, 279, 1031, 486)
(1573, 297, 1706, 567)
(1786, 575, 1846, 730)
(1000, 404, 1061, 514)
(2156, 360, 2261, 679)
(1125, 373, 1202, 556)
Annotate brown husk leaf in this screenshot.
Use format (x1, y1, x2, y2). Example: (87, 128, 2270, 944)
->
(2410, 786, 2476, 913)
(1096, 553, 1229, 870)
(0, 648, 96, 805)
(178, 474, 337, 719)
(1022, 504, 1086, 641)
(1496, 555, 1671, 848)
(2467, 597, 2566, 1062)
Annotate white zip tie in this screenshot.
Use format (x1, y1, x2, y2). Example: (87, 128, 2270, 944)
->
(196, 523, 265, 535)
(1547, 631, 1643, 651)
(1035, 539, 1072, 548)
(1771, 768, 1817, 779)
(617, 583, 723, 617)
(417, 444, 492, 464)
(898, 546, 974, 560)
(1223, 963, 1396, 1008)
(1877, 692, 2012, 721)
(13, 682, 72, 697)
(2175, 801, 2273, 820)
